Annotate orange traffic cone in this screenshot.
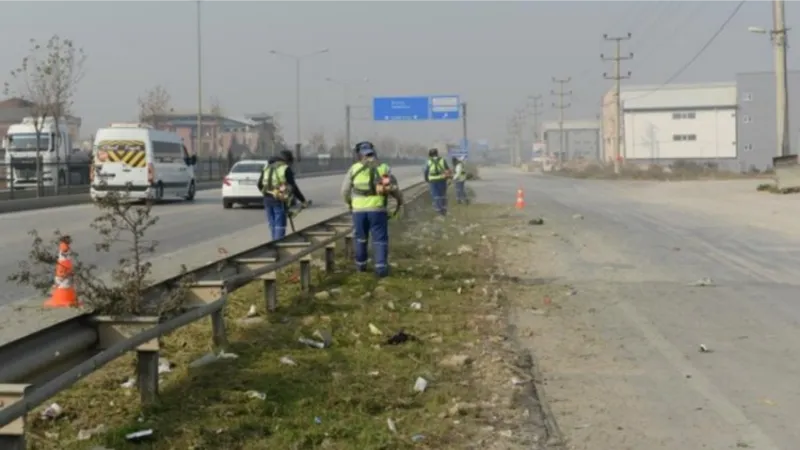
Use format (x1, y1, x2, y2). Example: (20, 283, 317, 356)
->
(44, 236, 80, 308)
(515, 188, 525, 210)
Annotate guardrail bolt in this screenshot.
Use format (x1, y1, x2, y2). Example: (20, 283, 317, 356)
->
(263, 279, 278, 312)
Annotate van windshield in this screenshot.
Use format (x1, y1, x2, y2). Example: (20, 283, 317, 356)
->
(7, 133, 51, 152)
(231, 163, 266, 173)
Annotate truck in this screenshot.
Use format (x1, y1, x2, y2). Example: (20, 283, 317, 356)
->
(3, 117, 91, 188)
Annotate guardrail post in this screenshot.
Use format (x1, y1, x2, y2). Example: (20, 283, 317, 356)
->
(263, 279, 278, 312)
(324, 245, 335, 274)
(0, 383, 30, 450)
(344, 235, 353, 259)
(211, 310, 228, 350)
(299, 260, 311, 292)
(93, 316, 162, 407)
(136, 340, 160, 407)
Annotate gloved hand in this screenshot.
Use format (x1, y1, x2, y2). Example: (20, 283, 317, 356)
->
(302, 200, 311, 208)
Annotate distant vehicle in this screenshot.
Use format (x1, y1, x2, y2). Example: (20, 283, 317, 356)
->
(90, 123, 197, 203)
(221, 159, 269, 209)
(3, 117, 91, 188)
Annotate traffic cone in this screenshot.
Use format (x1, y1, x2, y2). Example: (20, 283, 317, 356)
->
(44, 237, 80, 308)
(515, 188, 525, 210)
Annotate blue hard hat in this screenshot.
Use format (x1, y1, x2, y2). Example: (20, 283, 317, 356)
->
(355, 141, 376, 156)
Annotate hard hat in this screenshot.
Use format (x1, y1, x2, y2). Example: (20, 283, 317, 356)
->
(279, 149, 295, 163)
(354, 141, 376, 156)
(428, 148, 438, 157)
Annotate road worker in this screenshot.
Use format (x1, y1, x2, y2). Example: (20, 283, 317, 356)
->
(452, 156, 469, 204)
(257, 149, 309, 240)
(423, 148, 451, 215)
(341, 141, 403, 277)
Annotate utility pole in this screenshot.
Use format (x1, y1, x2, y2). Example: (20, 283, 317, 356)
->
(196, 0, 203, 158)
(602, 33, 633, 173)
(345, 104, 352, 160)
(550, 78, 572, 164)
(528, 95, 544, 161)
(773, 0, 790, 156)
(461, 102, 468, 158)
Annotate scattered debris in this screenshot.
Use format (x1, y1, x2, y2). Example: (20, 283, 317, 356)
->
(414, 377, 428, 393)
(699, 344, 713, 353)
(219, 351, 239, 359)
(77, 424, 106, 440)
(299, 337, 328, 349)
(689, 277, 715, 287)
(409, 302, 422, 310)
(314, 417, 322, 424)
(314, 291, 331, 301)
(125, 429, 154, 442)
(246, 390, 266, 401)
(387, 417, 397, 433)
(313, 329, 333, 347)
(121, 377, 136, 389)
(279, 356, 297, 366)
(386, 330, 417, 345)
(40, 403, 63, 420)
(440, 354, 473, 368)
(411, 434, 425, 442)
(457, 244, 474, 254)
(368, 323, 383, 335)
(246, 304, 258, 318)
(528, 218, 544, 225)
(157, 357, 173, 374)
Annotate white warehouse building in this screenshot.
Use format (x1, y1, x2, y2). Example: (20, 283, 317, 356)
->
(601, 82, 737, 163)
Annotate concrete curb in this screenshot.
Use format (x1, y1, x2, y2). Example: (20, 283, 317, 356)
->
(0, 169, 348, 215)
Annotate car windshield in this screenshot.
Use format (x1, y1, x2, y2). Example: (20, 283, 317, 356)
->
(7, 133, 51, 152)
(230, 163, 265, 174)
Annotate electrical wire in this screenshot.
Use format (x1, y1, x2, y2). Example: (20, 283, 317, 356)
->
(601, 0, 747, 107)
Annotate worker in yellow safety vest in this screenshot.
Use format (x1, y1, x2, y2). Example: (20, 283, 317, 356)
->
(424, 148, 451, 215)
(341, 141, 404, 277)
(257, 150, 309, 240)
(452, 155, 469, 204)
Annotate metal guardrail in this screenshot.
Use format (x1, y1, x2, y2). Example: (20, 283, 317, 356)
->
(0, 180, 428, 448)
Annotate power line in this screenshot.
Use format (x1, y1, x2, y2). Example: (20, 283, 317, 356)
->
(601, 0, 746, 107)
(551, 77, 572, 163)
(602, 33, 633, 171)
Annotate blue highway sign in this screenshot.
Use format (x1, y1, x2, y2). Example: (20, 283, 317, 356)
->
(372, 95, 461, 121)
(431, 95, 460, 120)
(372, 96, 431, 121)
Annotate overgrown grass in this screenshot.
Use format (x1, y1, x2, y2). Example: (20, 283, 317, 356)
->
(555, 162, 772, 181)
(27, 192, 542, 450)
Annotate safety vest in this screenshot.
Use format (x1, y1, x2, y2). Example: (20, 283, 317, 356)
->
(427, 157, 449, 181)
(349, 160, 392, 211)
(454, 162, 467, 182)
(261, 162, 292, 201)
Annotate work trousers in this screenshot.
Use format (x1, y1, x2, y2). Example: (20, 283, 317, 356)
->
(264, 198, 287, 241)
(428, 179, 448, 215)
(352, 210, 390, 277)
(454, 180, 468, 204)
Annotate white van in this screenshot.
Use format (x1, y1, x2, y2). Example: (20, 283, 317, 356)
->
(90, 123, 198, 202)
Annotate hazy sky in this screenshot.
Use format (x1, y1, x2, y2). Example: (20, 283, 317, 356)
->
(0, 1, 788, 147)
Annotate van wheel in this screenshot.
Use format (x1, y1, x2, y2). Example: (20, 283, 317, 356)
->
(185, 180, 196, 201)
(223, 200, 233, 209)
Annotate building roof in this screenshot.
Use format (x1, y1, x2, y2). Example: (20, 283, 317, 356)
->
(541, 119, 600, 131)
(614, 82, 737, 110)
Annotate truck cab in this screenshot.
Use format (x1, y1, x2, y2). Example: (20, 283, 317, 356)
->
(3, 117, 90, 188)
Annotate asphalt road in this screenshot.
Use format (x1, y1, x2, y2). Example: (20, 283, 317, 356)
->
(0, 166, 423, 345)
(474, 167, 799, 449)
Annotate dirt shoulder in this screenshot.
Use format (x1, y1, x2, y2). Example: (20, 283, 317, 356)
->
(27, 197, 547, 450)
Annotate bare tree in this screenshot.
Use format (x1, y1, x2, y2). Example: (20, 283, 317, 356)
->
(138, 85, 172, 128)
(308, 131, 327, 155)
(9, 184, 191, 317)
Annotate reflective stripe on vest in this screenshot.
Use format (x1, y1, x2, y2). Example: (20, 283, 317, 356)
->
(350, 161, 390, 210)
(427, 157, 446, 181)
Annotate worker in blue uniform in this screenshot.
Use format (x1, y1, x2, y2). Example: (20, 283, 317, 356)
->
(341, 141, 403, 277)
(256, 150, 309, 240)
(423, 148, 450, 215)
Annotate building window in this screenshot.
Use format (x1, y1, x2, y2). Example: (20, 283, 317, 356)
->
(743, 115, 752, 124)
(742, 92, 753, 102)
(673, 134, 697, 142)
(743, 144, 753, 152)
(672, 112, 697, 120)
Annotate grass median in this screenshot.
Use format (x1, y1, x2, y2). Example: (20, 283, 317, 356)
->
(29, 192, 545, 450)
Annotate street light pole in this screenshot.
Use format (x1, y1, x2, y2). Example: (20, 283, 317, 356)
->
(270, 48, 330, 161)
(196, 0, 203, 157)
